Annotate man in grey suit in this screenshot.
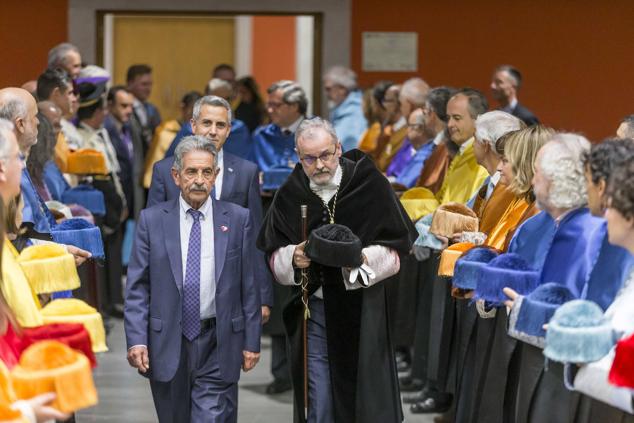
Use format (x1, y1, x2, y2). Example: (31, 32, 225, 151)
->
(125, 135, 261, 422)
(147, 96, 274, 323)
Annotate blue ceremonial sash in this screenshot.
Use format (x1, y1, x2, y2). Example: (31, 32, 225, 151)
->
(253, 124, 298, 172)
(43, 161, 70, 202)
(539, 208, 603, 297)
(508, 210, 556, 271)
(21, 168, 55, 234)
(582, 221, 634, 310)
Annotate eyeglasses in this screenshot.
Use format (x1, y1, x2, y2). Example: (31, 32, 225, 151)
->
(266, 101, 285, 109)
(408, 124, 424, 131)
(299, 147, 337, 166)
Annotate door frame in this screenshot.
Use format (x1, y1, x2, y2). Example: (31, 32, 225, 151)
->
(95, 10, 323, 117)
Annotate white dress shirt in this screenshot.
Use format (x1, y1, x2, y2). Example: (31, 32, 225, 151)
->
(281, 116, 304, 134)
(214, 149, 224, 200)
(179, 195, 215, 319)
(270, 165, 400, 295)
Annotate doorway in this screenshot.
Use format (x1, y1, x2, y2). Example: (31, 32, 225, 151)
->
(98, 12, 320, 120)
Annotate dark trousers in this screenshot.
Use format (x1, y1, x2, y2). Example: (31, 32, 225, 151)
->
(100, 228, 124, 312)
(270, 335, 291, 383)
(150, 323, 237, 423)
(307, 297, 335, 423)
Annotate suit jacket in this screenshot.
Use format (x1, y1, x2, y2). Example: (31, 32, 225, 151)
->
(146, 152, 274, 306)
(124, 198, 261, 383)
(511, 102, 540, 126)
(105, 115, 146, 219)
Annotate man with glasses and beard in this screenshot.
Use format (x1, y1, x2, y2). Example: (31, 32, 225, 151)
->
(258, 117, 416, 423)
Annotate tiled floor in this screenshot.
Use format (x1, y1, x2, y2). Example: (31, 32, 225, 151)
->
(77, 320, 436, 422)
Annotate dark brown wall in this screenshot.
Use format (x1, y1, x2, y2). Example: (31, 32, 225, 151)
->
(351, 0, 634, 141)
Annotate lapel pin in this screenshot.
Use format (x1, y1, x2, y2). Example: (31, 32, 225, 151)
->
(228, 167, 234, 172)
(221, 225, 229, 232)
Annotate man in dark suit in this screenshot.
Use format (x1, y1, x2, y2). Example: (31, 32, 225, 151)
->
(490, 65, 540, 126)
(125, 134, 261, 422)
(105, 85, 146, 220)
(127, 64, 162, 148)
(147, 96, 274, 321)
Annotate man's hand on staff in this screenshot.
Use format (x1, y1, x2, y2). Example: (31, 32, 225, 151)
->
(293, 241, 311, 268)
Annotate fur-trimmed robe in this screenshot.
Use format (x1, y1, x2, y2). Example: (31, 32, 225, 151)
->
(257, 150, 416, 423)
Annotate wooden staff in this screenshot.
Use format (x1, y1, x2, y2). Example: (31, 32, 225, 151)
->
(300, 204, 309, 420)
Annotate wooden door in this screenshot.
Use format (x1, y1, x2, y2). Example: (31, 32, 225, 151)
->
(112, 15, 235, 120)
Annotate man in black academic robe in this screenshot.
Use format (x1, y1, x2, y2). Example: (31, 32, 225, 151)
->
(257, 117, 416, 423)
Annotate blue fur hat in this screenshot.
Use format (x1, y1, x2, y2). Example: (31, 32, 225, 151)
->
(452, 247, 499, 290)
(51, 218, 105, 259)
(475, 253, 539, 305)
(507, 283, 576, 348)
(61, 185, 106, 217)
(262, 167, 293, 191)
(544, 299, 615, 363)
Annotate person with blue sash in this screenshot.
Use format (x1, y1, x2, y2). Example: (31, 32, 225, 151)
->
(252, 80, 308, 395)
(388, 108, 437, 189)
(561, 139, 634, 422)
(323, 66, 367, 152)
(253, 81, 308, 174)
(503, 134, 603, 423)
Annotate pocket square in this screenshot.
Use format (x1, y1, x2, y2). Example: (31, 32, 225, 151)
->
(220, 225, 229, 232)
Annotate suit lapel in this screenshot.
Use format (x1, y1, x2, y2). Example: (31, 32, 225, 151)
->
(220, 152, 236, 201)
(213, 199, 230, 281)
(163, 199, 183, 295)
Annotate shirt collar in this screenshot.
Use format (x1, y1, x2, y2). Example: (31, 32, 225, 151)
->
(281, 116, 304, 134)
(179, 193, 212, 219)
(458, 137, 475, 155)
(392, 116, 407, 132)
(309, 163, 342, 192)
(554, 207, 577, 226)
(490, 171, 501, 186)
(432, 131, 444, 146)
(217, 149, 224, 169)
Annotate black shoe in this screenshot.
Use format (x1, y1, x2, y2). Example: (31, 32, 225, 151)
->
(410, 397, 451, 414)
(400, 377, 423, 392)
(266, 379, 292, 395)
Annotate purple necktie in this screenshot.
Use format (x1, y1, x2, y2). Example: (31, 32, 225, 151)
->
(122, 127, 133, 160)
(182, 208, 202, 341)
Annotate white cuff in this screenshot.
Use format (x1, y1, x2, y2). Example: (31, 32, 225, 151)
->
(342, 245, 400, 290)
(12, 400, 37, 423)
(271, 245, 301, 286)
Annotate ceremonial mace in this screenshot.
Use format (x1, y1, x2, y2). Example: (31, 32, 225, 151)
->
(300, 204, 309, 420)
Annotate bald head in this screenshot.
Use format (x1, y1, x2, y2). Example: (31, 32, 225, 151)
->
(0, 88, 40, 154)
(38, 101, 63, 137)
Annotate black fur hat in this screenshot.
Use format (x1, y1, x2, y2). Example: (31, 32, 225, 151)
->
(305, 224, 363, 268)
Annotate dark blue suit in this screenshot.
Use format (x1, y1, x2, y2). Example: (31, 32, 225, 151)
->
(146, 152, 273, 307)
(124, 197, 261, 422)
(105, 115, 145, 218)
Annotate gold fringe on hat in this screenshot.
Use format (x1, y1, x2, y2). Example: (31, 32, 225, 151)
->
(41, 299, 108, 353)
(66, 149, 108, 175)
(17, 244, 80, 294)
(11, 341, 98, 413)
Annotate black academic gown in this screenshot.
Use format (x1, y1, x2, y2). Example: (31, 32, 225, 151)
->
(257, 150, 416, 423)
